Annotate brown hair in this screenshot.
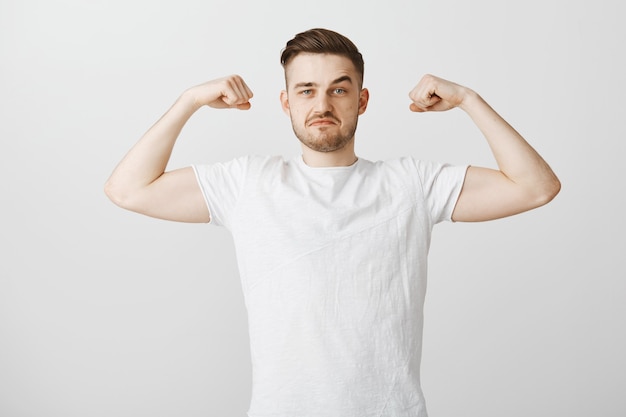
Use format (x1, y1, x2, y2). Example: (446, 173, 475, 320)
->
(280, 28, 364, 86)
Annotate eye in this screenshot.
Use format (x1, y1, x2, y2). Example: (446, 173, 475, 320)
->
(300, 89, 312, 96)
(334, 88, 346, 94)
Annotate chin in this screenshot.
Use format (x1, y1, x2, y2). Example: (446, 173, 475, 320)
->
(303, 137, 351, 153)
(293, 124, 356, 153)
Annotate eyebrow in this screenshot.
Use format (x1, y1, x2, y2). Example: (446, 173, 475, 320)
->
(293, 76, 354, 89)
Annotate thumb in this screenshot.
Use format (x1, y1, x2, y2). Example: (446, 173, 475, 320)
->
(409, 103, 426, 112)
(235, 101, 251, 110)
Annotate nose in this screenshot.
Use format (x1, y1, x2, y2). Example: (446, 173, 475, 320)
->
(313, 93, 332, 114)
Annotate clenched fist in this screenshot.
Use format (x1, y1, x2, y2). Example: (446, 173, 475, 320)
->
(409, 74, 471, 113)
(187, 75, 254, 110)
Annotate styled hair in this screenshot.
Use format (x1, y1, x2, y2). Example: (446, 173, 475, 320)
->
(280, 28, 364, 86)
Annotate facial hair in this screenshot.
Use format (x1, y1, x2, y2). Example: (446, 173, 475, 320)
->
(290, 111, 358, 153)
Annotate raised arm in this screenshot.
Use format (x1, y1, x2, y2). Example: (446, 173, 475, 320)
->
(104, 75, 253, 223)
(409, 74, 561, 222)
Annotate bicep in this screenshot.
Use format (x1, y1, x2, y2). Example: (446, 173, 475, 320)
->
(451, 166, 542, 222)
(125, 167, 210, 223)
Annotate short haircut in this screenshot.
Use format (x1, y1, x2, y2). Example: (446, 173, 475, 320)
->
(280, 28, 364, 87)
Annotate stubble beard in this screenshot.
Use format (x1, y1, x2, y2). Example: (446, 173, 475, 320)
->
(291, 114, 359, 153)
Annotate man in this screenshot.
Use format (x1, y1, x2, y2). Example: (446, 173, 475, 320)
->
(105, 28, 560, 417)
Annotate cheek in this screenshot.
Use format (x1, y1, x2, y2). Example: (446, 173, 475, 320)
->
(289, 105, 308, 120)
(343, 103, 358, 116)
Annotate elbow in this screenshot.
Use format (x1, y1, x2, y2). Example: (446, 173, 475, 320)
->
(550, 176, 562, 200)
(104, 178, 151, 215)
(104, 179, 131, 209)
(534, 175, 561, 207)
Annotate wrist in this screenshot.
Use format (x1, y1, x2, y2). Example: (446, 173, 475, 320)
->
(179, 88, 205, 113)
(458, 88, 481, 112)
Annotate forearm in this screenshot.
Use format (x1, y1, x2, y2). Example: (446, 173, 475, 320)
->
(460, 90, 560, 198)
(105, 90, 199, 204)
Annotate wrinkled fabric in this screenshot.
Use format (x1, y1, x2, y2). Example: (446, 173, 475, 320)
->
(193, 155, 467, 417)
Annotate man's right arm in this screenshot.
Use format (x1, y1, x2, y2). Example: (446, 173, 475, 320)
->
(104, 75, 253, 223)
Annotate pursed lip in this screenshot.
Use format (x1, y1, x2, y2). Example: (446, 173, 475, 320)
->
(308, 118, 338, 127)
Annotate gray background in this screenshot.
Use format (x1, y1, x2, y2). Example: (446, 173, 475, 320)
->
(1, 0, 624, 416)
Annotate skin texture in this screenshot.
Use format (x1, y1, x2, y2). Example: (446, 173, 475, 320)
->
(406, 74, 561, 221)
(104, 54, 560, 223)
(280, 53, 368, 166)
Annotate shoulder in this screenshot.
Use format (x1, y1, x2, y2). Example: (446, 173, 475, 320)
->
(366, 156, 423, 178)
(370, 157, 467, 195)
(243, 155, 290, 178)
(194, 154, 286, 174)
(377, 156, 466, 179)
(376, 156, 443, 172)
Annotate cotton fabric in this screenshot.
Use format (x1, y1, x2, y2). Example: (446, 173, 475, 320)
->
(193, 155, 467, 417)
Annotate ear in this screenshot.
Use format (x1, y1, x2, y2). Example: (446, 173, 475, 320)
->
(280, 90, 290, 115)
(358, 88, 369, 115)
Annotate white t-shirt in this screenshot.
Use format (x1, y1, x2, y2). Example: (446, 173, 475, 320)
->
(193, 155, 467, 417)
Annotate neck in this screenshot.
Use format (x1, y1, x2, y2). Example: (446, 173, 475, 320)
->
(300, 141, 358, 168)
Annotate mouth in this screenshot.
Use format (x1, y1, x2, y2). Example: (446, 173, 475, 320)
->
(308, 118, 338, 127)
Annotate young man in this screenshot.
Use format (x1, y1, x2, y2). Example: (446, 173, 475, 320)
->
(105, 28, 560, 417)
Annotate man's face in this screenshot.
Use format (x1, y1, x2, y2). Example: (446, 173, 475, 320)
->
(280, 53, 368, 153)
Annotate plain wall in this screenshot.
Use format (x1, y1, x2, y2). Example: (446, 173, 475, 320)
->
(1, 0, 624, 416)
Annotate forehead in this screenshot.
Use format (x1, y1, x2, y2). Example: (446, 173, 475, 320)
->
(284, 53, 359, 88)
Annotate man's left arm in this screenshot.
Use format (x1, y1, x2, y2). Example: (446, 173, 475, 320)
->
(409, 74, 561, 222)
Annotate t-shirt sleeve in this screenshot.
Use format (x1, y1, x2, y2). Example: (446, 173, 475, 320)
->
(413, 158, 469, 224)
(192, 156, 250, 228)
